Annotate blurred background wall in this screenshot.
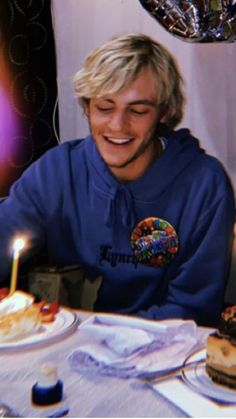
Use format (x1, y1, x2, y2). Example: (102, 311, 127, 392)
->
(0, 0, 59, 197)
(51, 0, 236, 196)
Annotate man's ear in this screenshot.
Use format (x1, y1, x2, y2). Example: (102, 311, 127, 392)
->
(160, 114, 167, 123)
(159, 104, 168, 124)
(159, 105, 168, 123)
(84, 100, 90, 117)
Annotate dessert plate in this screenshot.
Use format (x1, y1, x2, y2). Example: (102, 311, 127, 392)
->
(0, 308, 79, 352)
(182, 349, 236, 404)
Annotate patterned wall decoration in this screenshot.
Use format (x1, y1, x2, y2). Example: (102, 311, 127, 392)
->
(0, 0, 58, 197)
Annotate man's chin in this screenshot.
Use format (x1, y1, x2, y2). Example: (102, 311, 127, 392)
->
(100, 154, 130, 169)
(107, 164, 128, 172)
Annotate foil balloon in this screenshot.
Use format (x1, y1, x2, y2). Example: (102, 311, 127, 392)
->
(138, 0, 236, 42)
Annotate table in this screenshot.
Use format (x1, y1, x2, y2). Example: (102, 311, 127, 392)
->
(0, 310, 211, 418)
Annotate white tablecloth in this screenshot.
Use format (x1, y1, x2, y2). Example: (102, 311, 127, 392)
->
(0, 311, 190, 418)
(155, 378, 236, 418)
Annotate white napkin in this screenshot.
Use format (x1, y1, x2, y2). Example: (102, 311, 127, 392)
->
(68, 314, 200, 378)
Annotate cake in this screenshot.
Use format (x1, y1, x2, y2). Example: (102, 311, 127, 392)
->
(0, 291, 41, 342)
(0, 290, 60, 342)
(206, 306, 236, 389)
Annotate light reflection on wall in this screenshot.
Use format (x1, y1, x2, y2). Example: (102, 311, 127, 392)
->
(0, 1, 58, 197)
(0, 51, 22, 191)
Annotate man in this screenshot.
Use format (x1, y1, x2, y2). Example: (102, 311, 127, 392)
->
(0, 33, 235, 326)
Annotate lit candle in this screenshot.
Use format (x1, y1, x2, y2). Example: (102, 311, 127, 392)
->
(9, 238, 25, 295)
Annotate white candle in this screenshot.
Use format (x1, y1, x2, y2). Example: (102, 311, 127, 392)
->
(9, 238, 25, 295)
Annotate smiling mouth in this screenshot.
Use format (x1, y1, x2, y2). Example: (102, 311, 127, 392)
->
(104, 136, 133, 145)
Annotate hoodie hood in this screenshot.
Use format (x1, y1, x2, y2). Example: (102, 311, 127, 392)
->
(85, 128, 204, 227)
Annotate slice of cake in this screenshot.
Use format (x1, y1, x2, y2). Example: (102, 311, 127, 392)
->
(206, 306, 236, 389)
(0, 290, 60, 342)
(0, 290, 34, 316)
(0, 291, 41, 342)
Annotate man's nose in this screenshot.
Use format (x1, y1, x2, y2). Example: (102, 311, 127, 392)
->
(108, 111, 128, 131)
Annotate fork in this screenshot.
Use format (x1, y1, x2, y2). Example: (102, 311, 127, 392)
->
(138, 357, 205, 385)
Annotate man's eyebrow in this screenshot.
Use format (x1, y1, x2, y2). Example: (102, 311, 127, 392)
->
(128, 99, 156, 107)
(99, 98, 156, 107)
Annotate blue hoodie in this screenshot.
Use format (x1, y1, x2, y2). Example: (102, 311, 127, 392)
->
(0, 129, 235, 326)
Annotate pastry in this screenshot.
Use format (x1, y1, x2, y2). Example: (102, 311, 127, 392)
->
(206, 306, 236, 389)
(0, 289, 60, 342)
(0, 291, 41, 342)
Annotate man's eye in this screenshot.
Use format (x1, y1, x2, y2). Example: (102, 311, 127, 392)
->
(130, 109, 148, 115)
(96, 106, 113, 112)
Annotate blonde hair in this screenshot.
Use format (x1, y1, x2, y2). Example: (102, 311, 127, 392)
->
(73, 33, 185, 133)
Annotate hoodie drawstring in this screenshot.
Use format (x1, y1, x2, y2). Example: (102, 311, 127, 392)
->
(104, 186, 135, 228)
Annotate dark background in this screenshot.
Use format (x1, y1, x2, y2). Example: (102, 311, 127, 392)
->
(0, 0, 58, 197)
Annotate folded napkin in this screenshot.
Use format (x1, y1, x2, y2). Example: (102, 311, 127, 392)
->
(68, 314, 200, 378)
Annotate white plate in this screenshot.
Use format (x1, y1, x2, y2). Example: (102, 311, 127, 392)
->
(182, 349, 236, 404)
(0, 309, 79, 352)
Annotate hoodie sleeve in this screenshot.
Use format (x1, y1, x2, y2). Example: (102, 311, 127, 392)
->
(0, 145, 66, 281)
(137, 180, 235, 327)
(0, 167, 48, 280)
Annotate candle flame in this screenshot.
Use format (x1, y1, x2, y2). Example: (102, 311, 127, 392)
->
(13, 238, 25, 254)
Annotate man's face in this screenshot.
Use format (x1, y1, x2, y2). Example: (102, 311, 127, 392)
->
(86, 67, 162, 182)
